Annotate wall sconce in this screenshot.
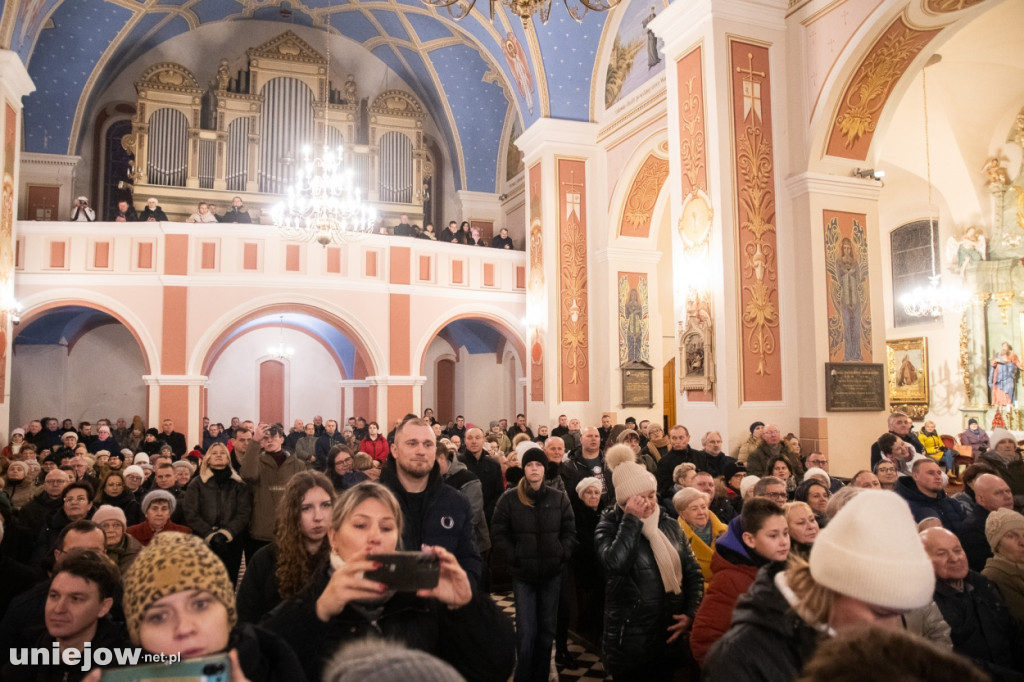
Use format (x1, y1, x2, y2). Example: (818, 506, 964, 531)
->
(853, 168, 885, 181)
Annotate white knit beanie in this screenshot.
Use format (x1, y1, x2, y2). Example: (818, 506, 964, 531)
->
(740, 475, 761, 498)
(809, 490, 934, 610)
(123, 464, 144, 479)
(990, 428, 1016, 448)
(141, 489, 177, 514)
(803, 467, 830, 485)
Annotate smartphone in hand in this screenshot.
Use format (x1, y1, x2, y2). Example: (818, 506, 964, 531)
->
(99, 654, 231, 681)
(366, 551, 441, 591)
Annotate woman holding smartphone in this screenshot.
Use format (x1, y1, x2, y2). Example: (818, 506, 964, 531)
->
(263, 482, 515, 682)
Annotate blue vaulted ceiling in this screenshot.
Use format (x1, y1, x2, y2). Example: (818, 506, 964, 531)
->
(3, 0, 609, 193)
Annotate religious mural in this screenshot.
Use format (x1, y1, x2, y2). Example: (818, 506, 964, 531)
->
(528, 163, 544, 403)
(558, 158, 589, 401)
(730, 41, 782, 401)
(604, 0, 666, 109)
(619, 154, 668, 238)
(824, 211, 872, 363)
(618, 273, 650, 365)
(503, 32, 534, 115)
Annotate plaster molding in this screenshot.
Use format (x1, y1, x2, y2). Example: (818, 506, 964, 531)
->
(784, 171, 884, 201)
(0, 50, 35, 101)
(142, 374, 209, 386)
(516, 118, 600, 165)
(20, 153, 81, 168)
(365, 375, 428, 387)
(457, 190, 502, 221)
(594, 246, 664, 265)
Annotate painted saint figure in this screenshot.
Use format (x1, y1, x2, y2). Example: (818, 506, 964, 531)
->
(990, 341, 1021, 406)
(837, 237, 862, 361)
(896, 354, 918, 387)
(642, 7, 660, 68)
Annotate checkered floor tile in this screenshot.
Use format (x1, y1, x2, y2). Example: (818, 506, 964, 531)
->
(491, 592, 611, 681)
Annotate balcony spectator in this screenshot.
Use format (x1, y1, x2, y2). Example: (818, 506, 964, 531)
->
(186, 201, 218, 224)
(394, 213, 414, 236)
(70, 196, 95, 222)
(110, 199, 138, 222)
(418, 222, 437, 240)
(440, 220, 458, 243)
(139, 197, 168, 222)
(491, 227, 514, 249)
(220, 196, 252, 223)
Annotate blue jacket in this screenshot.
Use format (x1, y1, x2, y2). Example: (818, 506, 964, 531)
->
(380, 458, 482, 587)
(894, 476, 966, 532)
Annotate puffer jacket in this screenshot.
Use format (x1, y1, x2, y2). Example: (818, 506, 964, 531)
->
(689, 517, 765, 665)
(595, 506, 703, 678)
(3, 479, 38, 511)
(491, 480, 576, 582)
(181, 463, 252, 543)
(894, 475, 967, 531)
(702, 562, 821, 681)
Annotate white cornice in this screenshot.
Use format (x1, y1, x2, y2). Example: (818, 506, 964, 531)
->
(0, 50, 35, 101)
(21, 152, 81, 168)
(784, 171, 884, 201)
(365, 375, 427, 386)
(142, 374, 208, 386)
(516, 118, 600, 165)
(594, 246, 665, 265)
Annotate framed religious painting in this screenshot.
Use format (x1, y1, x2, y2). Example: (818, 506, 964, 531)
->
(886, 337, 929, 419)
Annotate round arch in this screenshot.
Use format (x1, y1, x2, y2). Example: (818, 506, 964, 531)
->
(605, 129, 671, 244)
(15, 290, 159, 375)
(415, 306, 527, 377)
(191, 295, 385, 379)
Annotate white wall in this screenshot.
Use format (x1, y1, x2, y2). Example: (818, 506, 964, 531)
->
(11, 325, 147, 429)
(422, 336, 522, 428)
(205, 327, 343, 425)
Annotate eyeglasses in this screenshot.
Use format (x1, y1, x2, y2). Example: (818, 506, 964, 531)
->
(876, 466, 896, 473)
(765, 492, 788, 500)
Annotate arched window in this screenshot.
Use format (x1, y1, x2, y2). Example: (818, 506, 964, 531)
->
(890, 219, 939, 327)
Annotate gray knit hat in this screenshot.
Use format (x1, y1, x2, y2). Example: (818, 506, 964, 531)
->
(141, 489, 176, 514)
(323, 638, 464, 682)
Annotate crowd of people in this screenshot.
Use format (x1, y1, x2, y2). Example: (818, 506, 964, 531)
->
(0, 409, 1022, 681)
(68, 199, 522, 250)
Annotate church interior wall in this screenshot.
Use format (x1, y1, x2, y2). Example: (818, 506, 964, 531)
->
(453, 348, 519, 428)
(205, 325, 342, 426)
(12, 323, 147, 428)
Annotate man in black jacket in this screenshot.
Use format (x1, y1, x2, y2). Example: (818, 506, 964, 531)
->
(560, 426, 611, 507)
(314, 419, 344, 471)
(459, 427, 504, 524)
(381, 419, 482, 587)
(491, 448, 576, 682)
(656, 425, 704, 498)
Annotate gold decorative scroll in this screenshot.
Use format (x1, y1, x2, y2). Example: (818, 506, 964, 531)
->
(528, 163, 544, 403)
(678, 46, 707, 197)
(558, 158, 589, 401)
(620, 154, 669, 238)
(923, 0, 988, 15)
(826, 14, 940, 160)
(731, 42, 782, 401)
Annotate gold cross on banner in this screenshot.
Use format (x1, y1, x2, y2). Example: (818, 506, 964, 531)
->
(736, 52, 766, 122)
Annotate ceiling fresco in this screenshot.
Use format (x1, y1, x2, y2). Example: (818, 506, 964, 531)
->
(0, 0, 609, 193)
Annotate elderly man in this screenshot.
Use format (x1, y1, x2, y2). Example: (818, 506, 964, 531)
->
(958, 474, 1015, 571)
(110, 198, 137, 222)
(896, 458, 966, 531)
(656, 425, 702, 497)
(692, 470, 736, 522)
(870, 411, 924, 467)
(561, 426, 611, 506)
(982, 508, 1024, 620)
(699, 430, 735, 478)
(459, 426, 504, 524)
(980, 428, 1024, 511)
(804, 451, 844, 493)
(921, 527, 1024, 678)
(158, 418, 187, 458)
(747, 424, 802, 479)
(543, 436, 567, 491)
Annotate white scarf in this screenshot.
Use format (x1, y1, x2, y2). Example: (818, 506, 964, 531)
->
(641, 512, 682, 594)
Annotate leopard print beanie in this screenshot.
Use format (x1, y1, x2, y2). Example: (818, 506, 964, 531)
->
(123, 531, 237, 644)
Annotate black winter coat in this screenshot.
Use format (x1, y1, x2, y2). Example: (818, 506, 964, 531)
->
(181, 469, 252, 541)
(491, 482, 577, 582)
(380, 459, 482, 587)
(933, 571, 1024, 680)
(98, 488, 143, 526)
(595, 507, 704, 678)
(894, 475, 966, 531)
(560, 449, 614, 507)
(459, 450, 504, 522)
(702, 562, 821, 681)
(263, 562, 516, 682)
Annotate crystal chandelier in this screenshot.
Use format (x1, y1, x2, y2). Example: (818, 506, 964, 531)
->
(272, 145, 376, 246)
(267, 316, 295, 360)
(900, 55, 971, 319)
(421, 0, 618, 26)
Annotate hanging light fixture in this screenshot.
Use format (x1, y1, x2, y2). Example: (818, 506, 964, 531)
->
(900, 55, 971, 319)
(268, 316, 295, 360)
(272, 47, 376, 246)
(420, 0, 618, 27)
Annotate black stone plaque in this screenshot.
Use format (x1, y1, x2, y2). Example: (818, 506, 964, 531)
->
(621, 361, 654, 407)
(825, 363, 886, 412)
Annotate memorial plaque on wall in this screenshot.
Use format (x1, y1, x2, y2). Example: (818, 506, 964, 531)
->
(825, 363, 885, 412)
(621, 361, 654, 407)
